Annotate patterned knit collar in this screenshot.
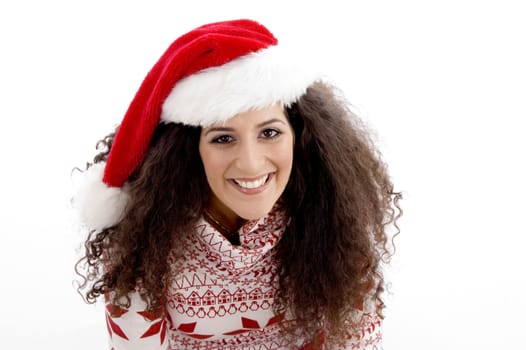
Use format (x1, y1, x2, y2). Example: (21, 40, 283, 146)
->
(196, 203, 287, 271)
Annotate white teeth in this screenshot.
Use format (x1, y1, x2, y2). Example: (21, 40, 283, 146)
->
(234, 174, 269, 189)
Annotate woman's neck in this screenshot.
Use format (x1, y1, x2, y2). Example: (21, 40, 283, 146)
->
(205, 195, 246, 244)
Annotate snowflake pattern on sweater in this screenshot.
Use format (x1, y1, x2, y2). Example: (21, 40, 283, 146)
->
(105, 207, 383, 349)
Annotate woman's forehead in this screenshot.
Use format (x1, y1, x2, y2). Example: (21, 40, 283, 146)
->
(203, 104, 287, 129)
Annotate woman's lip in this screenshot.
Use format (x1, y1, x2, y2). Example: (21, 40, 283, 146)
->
(228, 173, 274, 194)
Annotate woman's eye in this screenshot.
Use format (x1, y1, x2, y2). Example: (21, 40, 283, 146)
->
(211, 135, 233, 144)
(260, 128, 281, 139)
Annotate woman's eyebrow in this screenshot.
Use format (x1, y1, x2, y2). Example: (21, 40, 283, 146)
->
(257, 118, 287, 128)
(204, 126, 234, 136)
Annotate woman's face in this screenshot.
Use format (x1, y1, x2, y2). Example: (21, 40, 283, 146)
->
(199, 104, 294, 222)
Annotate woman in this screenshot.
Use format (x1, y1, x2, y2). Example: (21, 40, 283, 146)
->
(73, 19, 402, 349)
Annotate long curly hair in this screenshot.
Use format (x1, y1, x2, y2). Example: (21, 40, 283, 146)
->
(75, 81, 402, 345)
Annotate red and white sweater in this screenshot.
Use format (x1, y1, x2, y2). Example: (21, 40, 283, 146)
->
(105, 208, 383, 349)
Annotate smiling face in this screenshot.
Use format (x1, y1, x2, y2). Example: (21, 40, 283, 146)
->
(199, 104, 294, 225)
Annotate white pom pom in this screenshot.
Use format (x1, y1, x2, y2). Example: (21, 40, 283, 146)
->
(71, 162, 130, 231)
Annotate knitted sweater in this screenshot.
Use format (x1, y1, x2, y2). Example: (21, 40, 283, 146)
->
(105, 208, 383, 349)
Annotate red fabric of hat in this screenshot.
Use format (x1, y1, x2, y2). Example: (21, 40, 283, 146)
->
(105, 19, 277, 188)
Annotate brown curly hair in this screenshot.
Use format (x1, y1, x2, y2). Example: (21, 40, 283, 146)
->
(75, 81, 402, 346)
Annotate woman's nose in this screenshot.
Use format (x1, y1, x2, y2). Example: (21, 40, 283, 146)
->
(235, 140, 265, 174)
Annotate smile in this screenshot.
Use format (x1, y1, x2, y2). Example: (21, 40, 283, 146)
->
(229, 173, 273, 193)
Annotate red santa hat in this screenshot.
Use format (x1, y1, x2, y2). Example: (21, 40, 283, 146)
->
(72, 19, 321, 231)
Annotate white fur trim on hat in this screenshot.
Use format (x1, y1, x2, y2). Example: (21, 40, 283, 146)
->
(71, 162, 130, 231)
(160, 45, 321, 126)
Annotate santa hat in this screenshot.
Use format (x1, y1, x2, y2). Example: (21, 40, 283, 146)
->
(72, 19, 321, 231)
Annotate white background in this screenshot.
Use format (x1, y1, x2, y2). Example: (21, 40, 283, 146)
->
(1, 1, 525, 349)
